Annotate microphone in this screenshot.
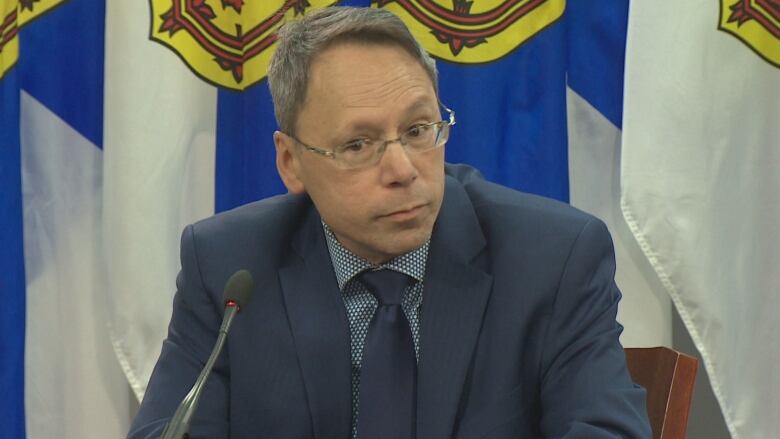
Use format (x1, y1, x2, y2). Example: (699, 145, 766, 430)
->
(161, 269, 255, 439)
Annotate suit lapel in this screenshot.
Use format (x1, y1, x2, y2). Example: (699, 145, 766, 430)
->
(417, 176, 493, 438)
(278, 208, 352, 439)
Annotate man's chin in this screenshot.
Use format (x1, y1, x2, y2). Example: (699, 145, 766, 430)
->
(380, 229, 431, 259)
(336, 223, 433, 264)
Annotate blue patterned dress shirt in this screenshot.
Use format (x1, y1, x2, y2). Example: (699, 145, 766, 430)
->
(322, 223, 429, 439)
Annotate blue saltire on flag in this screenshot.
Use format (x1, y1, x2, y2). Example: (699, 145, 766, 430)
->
(566, 0, 627, 129)
(18, 2, 105, 149)
(0, 60, 27, 439)
(215, 86, 285, 212)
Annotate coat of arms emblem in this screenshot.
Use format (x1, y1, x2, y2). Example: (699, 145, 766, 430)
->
(149, 0, 337, 90)
(720, 0, 780, 67)
(1, 0, 67, 78)
(375, 0, 564, 63)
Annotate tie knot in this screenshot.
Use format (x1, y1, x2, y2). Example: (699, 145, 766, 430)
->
(359, 269, 411, 305)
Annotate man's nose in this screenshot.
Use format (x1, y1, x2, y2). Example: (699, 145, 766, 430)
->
(378, 141, 417, 186)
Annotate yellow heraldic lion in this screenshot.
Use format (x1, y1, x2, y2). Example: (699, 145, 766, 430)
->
(149, 0, 337, 90)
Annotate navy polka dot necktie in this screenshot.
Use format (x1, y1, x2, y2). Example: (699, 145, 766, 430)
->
(356, 269, 416, 439)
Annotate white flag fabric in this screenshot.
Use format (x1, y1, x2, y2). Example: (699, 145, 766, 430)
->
(103, 0, 217, 399)
(621, 1, 780, 437)
(21, 90, 132, 438)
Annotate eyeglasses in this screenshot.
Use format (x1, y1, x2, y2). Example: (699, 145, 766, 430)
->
(288, 105, 456, 170)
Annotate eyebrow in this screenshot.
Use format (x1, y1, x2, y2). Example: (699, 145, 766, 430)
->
(338, 96, 438, 138)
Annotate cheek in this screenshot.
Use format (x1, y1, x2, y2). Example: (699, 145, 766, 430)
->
(336, 185, 376, 220)
(415, 147, 445, 176)
(418, 154, 445, 194)
(306, 174, 375, 224)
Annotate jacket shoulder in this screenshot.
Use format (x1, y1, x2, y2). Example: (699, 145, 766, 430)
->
(186, 193, 313, 267)
(445, 163, 599, 234)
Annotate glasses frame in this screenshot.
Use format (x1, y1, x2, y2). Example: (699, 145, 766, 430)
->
(288, 104, 456, 170)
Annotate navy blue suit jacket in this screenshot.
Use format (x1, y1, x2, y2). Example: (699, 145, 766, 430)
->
(129, 164, 651, 438)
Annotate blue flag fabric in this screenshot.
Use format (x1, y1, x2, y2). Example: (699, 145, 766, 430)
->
(18, 2, 105, 149)
(0, 65, 26, 439)
(566, 0, 627, 128)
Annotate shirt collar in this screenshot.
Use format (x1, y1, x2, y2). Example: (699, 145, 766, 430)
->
(322, 222, 429, 291)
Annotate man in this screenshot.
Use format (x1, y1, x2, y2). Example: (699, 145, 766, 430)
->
(129, 6, 651, 439)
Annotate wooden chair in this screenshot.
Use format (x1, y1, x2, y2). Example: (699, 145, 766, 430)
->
(624, 347, 698, 439)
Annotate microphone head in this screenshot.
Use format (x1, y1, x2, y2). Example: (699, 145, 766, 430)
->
(223, 269, 254, 310)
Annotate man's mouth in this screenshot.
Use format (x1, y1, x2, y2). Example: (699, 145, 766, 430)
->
(382, 204, 426, 221)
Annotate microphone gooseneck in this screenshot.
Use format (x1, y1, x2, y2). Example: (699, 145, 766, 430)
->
(161, 269, 255, 439)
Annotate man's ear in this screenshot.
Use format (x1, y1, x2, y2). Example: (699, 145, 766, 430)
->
(274, 131, 306, 194)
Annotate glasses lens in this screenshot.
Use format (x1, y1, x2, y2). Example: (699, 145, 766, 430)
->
(434, 123, 449, 146)
(337, 140, 378, 169)
(405, 124, 437, 151)
(335, 115, 452, 169)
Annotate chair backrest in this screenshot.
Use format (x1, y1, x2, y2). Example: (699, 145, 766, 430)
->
(624, 347, 698, 439)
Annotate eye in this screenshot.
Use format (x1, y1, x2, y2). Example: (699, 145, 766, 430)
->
(406, 123, 431, 138)
(337, 139, 369, 154)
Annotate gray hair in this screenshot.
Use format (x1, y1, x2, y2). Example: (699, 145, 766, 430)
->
(267, 6, 439, 135)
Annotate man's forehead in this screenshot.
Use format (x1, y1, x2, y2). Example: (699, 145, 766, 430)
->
(313, 37, 415, 66)
(309, 45, 433, 99)
(294, 41, 437, 136)
(336, 95, 437, 117)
